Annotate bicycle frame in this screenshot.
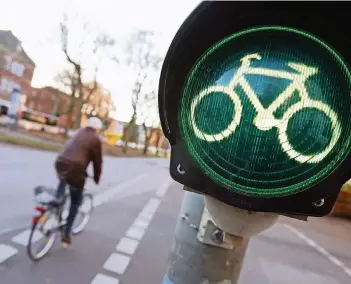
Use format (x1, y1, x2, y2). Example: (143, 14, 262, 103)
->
(190, 52, 342, 164)
(230, 53, 320, 130)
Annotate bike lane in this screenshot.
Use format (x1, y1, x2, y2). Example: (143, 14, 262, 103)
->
(0, 172, 178, 284)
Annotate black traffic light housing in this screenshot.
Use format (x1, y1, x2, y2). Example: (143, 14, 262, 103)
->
(158, 1, 351, 217)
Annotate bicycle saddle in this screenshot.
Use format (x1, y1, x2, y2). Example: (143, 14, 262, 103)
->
(288, 63, 318, 75)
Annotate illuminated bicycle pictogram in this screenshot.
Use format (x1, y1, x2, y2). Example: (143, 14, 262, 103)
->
(190, 53, 342, 164)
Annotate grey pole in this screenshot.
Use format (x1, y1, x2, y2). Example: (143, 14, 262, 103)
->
(162, 191, 249, 284)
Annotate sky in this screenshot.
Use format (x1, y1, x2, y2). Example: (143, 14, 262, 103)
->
(0, 0, 200, 122)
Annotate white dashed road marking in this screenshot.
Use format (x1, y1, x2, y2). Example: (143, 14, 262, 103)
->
(91, 178, 168, 284)
(156, 180, 172, 197)
(139, 211, 153, 220)
(91, 273, 120, 284)
(137, 197, 161, 222)
(126, 226, 146, 240)
(132, 217, 150, 229)
(116, 238, 139, 255)
(0, 244, 18, 264)
(103, 253, 131, 275)
(12, 229, 41, 246)
(284, 223, 351, 278)
(143, 198, 161, 215)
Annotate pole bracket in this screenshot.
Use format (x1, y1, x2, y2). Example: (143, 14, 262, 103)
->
(197, 207, 243, 250)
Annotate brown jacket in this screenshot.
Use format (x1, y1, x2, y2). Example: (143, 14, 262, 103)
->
(55, 127, 102, 189)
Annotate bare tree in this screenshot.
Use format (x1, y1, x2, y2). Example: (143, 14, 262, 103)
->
(54, 68, 79, 136)
(139, 90, 159, 155)
(59, 15, 116, 130)
(122, 30, 163, 153)
(122, 71, 146, 152)
(154, 127, 163, 157)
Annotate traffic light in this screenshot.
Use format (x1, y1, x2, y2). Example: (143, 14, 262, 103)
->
(158, 2, 351, 216)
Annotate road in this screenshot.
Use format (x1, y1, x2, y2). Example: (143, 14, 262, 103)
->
(0, 144, 167, 234)
(1, 145, 351, 283)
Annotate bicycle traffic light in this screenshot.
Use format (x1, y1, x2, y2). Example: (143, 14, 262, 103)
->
(158, 2, 351, 216)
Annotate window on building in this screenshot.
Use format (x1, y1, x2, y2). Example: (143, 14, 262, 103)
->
(0, 78, 21, 94)
(3, 56, 25, 77)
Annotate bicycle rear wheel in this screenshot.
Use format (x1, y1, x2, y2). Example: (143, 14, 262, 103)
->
(27, 209, 58, 261)
(72, 193, 94, 235)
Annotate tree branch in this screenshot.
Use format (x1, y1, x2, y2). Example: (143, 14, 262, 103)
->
(60, 22, 81, 69)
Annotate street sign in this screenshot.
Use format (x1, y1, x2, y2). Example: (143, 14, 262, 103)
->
(159, 2, 351, 216)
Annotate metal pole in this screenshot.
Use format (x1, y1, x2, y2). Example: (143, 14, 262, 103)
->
(162, 191, 249, 284)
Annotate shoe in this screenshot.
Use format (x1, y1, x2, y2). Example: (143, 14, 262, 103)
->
(61, 234, 72, 248)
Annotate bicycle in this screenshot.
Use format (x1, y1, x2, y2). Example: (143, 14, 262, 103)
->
(27, 181, 94, 261)
(190, 52, 342, 164)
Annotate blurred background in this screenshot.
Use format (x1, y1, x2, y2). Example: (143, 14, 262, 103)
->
(0, 0, 200, 156)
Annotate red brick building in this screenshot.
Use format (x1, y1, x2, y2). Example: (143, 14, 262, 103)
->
(0, 30, 35, 103)
(0, 30, 117, 130)
(25, 82, 117, 129)
(27, 86, 70, 116)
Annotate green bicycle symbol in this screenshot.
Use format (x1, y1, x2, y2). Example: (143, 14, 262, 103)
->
(190, 53, 342, 164)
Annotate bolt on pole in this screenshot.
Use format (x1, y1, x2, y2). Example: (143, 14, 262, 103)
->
(162, 191, 249, 284)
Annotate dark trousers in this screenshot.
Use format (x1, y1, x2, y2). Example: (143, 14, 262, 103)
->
(56, 179, 83, 236)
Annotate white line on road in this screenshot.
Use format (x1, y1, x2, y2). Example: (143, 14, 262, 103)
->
(126, 226, 146, 240)
(124, 197, 161, 240)
(12, 229, 41, 246)
(0, 223, 28, 236)
(284, 223, 351, 278)
(141, 198, 161, 215)
(139, 211, 154, 220)
(132, 217, 150, 229)
(156, 180, 172, 197)
(94, 183, 165, 283)
(137, 197, 161, 222)
(103, 253, 131, 275)
(91, 273, 120, 284)
(116, 237, 139, 255)
(93, 174, 149, 208)
(0, 244, 18, 264)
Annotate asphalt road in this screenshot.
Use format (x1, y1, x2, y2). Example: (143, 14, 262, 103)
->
(1, 145, 351, 284)
(0, 144, 168, 234)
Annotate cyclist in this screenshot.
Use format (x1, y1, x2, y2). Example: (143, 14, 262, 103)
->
(55, 117, 103, 246)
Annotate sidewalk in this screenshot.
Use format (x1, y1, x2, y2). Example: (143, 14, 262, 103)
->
(0, 127, 63, 146)
(0, 127, 164, 158)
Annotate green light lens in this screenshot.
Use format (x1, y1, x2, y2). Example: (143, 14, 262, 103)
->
(179, 26, 351, 198)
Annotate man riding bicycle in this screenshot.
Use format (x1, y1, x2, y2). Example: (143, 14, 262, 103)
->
(55, 117, 103, 246)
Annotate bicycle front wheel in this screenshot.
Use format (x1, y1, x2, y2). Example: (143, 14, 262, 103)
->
(71, 193, 94, 235)
(27, 209, 58, 261)
(190, 85, 242, 142)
